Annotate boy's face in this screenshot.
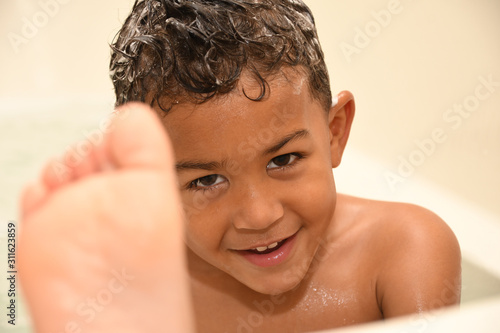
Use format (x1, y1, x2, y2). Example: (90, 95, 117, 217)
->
(161, 69, 352, 294)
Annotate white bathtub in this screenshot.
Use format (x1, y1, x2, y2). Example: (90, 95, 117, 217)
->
(319, 297, 500, 332)
(335, 147, 500, 281)
(329, 148, 500, 332)
(1, 98, 499, 332)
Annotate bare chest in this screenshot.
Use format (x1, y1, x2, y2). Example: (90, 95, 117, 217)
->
(191, 278, 382, 333)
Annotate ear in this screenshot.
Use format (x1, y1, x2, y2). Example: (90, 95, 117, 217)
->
(328, 90, 355, 168)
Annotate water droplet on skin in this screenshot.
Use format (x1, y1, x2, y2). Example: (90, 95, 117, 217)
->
(296, 283, 357, 315)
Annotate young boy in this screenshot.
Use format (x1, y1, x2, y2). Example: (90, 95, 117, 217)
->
(19, 0, 461, 332)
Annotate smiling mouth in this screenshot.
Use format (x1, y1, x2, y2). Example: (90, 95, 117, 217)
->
(246, 239, 287, 255)
(237, 233, 297, 268)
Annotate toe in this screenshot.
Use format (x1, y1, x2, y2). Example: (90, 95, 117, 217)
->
(20, 181, 48, 220)
(108, 102, 173, 170)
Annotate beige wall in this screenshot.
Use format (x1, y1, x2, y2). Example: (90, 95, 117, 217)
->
(309, 0, 500, 218)
(0, 0, 134, 100)
(1, 0, 499, 218)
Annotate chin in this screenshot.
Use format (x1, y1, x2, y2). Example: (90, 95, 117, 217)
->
(239, 265, 309, 296)
(245, 280, 299, 296)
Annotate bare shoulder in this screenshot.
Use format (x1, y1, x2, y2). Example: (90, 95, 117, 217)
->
(335, 194, 460, 251)
(334, 194, 459, 239)
(334, 194, 462, 317)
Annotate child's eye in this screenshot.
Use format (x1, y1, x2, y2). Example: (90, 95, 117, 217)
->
(189, 174, 225, 190)
(267, 153, 301, 170)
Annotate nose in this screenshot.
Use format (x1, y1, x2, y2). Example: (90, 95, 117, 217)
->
(231, 182, 284, 231)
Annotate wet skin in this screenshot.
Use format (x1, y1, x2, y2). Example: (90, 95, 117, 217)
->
(18, 70, 460, 333)
(159, 69, 462, 332)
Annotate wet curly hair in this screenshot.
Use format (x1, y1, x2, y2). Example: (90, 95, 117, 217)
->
(110, 0, 332, 112)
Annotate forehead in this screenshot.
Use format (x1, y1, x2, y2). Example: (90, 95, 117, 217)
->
(159, 69, 323, 158)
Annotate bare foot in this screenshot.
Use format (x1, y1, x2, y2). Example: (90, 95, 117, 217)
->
(18, 103, 194, 333)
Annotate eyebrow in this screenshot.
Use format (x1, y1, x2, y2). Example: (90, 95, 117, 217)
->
(175, 160, 225, 172)
(175, 129, 310, 171)
(263, 129, 310, 155)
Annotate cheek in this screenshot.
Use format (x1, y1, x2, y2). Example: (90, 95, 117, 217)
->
(288, 164, 336, 227)
(182, 194, 229, 253)
(184, 217, 221, 267)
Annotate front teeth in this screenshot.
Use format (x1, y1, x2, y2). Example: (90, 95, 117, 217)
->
(255, 242, 279, 252)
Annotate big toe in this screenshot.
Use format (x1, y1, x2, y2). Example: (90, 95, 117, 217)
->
(108, 102, 173, 170)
